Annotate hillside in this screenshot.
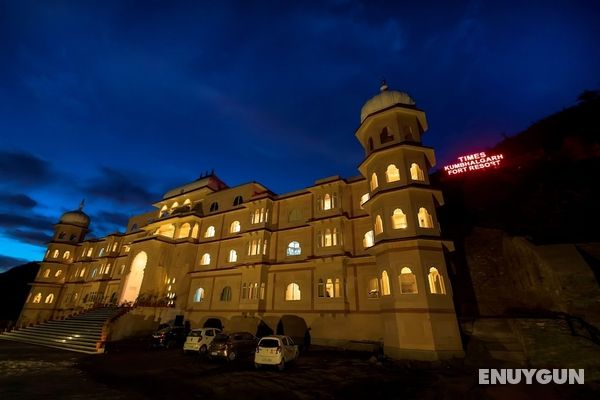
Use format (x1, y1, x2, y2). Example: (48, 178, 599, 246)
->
(0, 262, 39, 327)
(435, 91, 600, 244)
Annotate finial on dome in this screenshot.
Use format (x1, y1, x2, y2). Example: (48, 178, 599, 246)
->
(79, 199, 85, 211)
(380, 79, 388, 92)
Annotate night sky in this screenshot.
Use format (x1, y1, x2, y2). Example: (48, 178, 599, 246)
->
(0, 0, 599, 270)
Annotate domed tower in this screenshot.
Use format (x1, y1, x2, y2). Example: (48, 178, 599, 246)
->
(356, 82, 463, 360)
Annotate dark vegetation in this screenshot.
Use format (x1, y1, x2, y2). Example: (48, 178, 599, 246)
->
(0, 262, 38, 328)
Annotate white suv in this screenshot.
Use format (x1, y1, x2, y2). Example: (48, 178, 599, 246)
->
(254, 335, 299, 370)
(183, 328, 221, 354)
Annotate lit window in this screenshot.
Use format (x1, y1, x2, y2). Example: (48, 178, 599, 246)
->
(363, 230, 374, 248)
(410, 163, 425, 181)
(79, 268, 86, 277)
(220, 286, 232, 301)
(322, 193, 337, 210)
(400, 267, 418, 294)
(183, 198, 191, 206)
(45, 293, 54, 304)
(428, 267, 446, 294)
(260, 283, 265, 300)
(359, 193, 370, 208)
(193, 288, 204, 303)
(209, 202, 219, 212)
(205, 226, 215, 238)
(381, 270, 391, 296)
(370, 173, 379, 191)
(201, 253, 211, 265)
(55, 269, 62, 278)
(287, 241, 301, 256)
(248, 239, 262, 255)
(158, 224, 175, 238)
(191, 223, 199, 238)
(228, 249, 238, 262)
(368, 278, 379, 298)
(99, 248, 105, 257)
(252, 208, 266, 224)
(385, 164, 400, 182)
(43, 268, 50, 278)
(392, 208, 407, 229)
(233, 196, 243, 206)
(325, 278, 335, 297)
(418, 207, 434, 228)
(171, 201, 179, 210)
(178, 223, 191, 238)
(33, 293, 42, 303)
(112, 243, 118, 252)
(52, 249, 59, 258)
(91, 269, 97, 278)
(263, 239, 268, 255)
(86, 248, 93, 257)
(285, 283, 301, 301)
(374, 215, 383, 234)
(230, 220, 241, 233)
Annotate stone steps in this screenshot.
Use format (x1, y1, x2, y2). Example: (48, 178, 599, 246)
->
(0, 306, 127, 354)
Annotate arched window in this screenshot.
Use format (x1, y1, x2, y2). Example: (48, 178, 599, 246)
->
(178, 223, 191, 238)
(58, 232, 66, 239)
(410, 163, 425, 181)
(191, 223, 199, 238)
(428, 267, 446, 294)
(323, 228, 336, 247)
(205, 226, 215, 238)
(374, 215, 383, 234)
(159, 205, 168, 217)
(317, 279, 324, 297)
(363, 230, 374, 248)
(220, 286, 232, 301)
(380, 126, 394, 143)
(183, 198, 191, 207)
(69, 234, 77, 241)
(228, 249, 238, 262)
(209, 202, 219, 212)
(260, 283, 265, 300)
(289, 208, 303, 222)
(112, 243, 118, 252)
(91, 269, 98, 278)
(322, 193, 336, 210)
(370, 173, 379, 191)
(99, 248, 105, 257)
(325, 278, 335, 297)
(171, 201, 179, 210)
(287, 241, 301, 256)
(201, 253, 211, 265)
(368, 278, 379, 298)
(79, 268, 86, 277)
(86, 248, 93, 257)
(418, 207, 434, 228)
(381, 270, 391, 296)
(392, 208, 408, 229)
(55, 269, 62, 278)
(285, 283, 301, 301)
(52, 249, 59, 258)
(45, 293, 54, 304)
(230, 220, 241, 233)
(158, 224, 175, 238)
(233, 195, 243, 206)
(193, 288, 204, 303)
(130, 223, 138, 232)
(359, 193, 370, 209)
(386, 164, 400, 182)
(33, 292, 42, 303)
(43, 269, 50, 278)
(400, 267, 418, 294)
(335, 278, 341, 297)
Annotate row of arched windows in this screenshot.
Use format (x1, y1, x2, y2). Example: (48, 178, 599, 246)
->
(370, 207, 433, 239)
(317, 228, 340, 247)
(41, 268, 63, 278)
(251, 208, 269, 224)
(28, 292, 54, 304)
(369, 163, 425, 191)
(160, 197, 244, 218)
(369, 267, 446, 297)
(56, 232, 78, 242)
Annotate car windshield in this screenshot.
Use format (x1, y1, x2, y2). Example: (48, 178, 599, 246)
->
(259, 339, 280, 348)
(213, 333, 230, 342)
(188, 331, 202, 337)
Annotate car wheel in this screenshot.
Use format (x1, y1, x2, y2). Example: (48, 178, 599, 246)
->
(199, 345, 207, 355)
(227, 351, 236, 361)
(277, 360, 285, 371)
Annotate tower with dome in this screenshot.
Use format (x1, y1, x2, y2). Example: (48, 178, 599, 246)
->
(17, 84, 463, 360)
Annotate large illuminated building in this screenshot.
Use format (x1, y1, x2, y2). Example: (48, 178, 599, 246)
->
(18, 83, 463, 360)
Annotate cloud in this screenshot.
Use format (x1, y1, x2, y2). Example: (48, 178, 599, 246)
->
(82, 167, 160, 208)
(0, 150, 53, 188)
(0, 212, 55, 230)
(7, 229, 52, 246)
(0, 193, 38, 210)
(0, 254, 29, 273)
(93, 210, 131, 227)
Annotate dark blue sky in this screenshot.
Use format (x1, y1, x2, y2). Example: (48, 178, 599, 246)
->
(0, 0, 599, 270)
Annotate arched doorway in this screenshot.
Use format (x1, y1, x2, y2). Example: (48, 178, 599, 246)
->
(203, 318, 223, 330)
(120, 251, 147, 304)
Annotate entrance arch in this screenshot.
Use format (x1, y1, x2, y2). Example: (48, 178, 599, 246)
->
(120, 251, 147, 304)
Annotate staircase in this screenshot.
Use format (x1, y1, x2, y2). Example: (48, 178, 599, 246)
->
(0, 306, 126, 354)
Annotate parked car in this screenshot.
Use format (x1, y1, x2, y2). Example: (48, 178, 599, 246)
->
(151, 326, 188, 348)
(183, 328, 221, 354)
(207, 331, 257, 361)
(254, 335, 299, 370)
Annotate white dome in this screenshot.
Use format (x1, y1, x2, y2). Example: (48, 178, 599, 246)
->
(360, 83, 416, 123)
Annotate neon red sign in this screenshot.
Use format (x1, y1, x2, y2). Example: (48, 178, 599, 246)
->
(443, 151, 504, 175)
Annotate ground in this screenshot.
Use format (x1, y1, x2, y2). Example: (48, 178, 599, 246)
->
(0, 340, 598, 399)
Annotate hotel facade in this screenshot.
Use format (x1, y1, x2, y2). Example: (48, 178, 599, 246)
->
(19, 84, 464, 360)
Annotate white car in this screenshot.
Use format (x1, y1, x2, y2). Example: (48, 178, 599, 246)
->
(183, 328, 221, 354)
(254, 335, 299, 370)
